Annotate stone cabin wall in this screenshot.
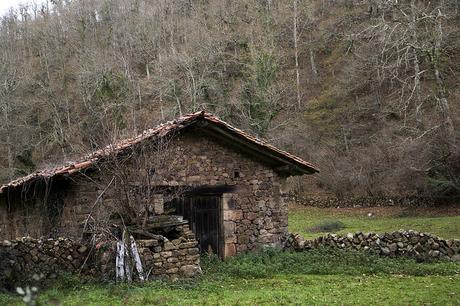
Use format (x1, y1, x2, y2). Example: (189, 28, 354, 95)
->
(0, 188, 55, 240)
(0, 131, 289, 257)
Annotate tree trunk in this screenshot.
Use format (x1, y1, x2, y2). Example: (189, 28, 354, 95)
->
(309, 34, 318, 81)
(432, 11, 455, 146)
(410, 0, 422, 126)
(293, 0, 301, 109)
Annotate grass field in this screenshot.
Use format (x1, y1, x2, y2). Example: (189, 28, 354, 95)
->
(289, 204, 460, 240)
(1, 205, 459, 305)
(1, 248, 459, 305)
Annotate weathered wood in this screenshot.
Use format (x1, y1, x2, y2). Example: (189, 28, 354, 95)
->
(123, 230, 133, 283)
(130, 229, 164, 240)
(130, 235, 145, 282)
(116, 241, 125, 281)
(116, 231, 145, 283)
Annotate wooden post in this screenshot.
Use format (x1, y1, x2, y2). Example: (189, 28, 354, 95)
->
(116, 241, 125, 281)
(116, 230, 145, 282)
(130, 235, 145, 282)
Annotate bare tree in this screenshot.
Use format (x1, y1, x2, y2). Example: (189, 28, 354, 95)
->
(293, 0, 302, 109)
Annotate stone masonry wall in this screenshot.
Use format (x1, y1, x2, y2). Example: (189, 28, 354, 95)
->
(285, 231, 460, 261)
(284, 194, 449, 208)
(0, 131, 289, 257)
(0, 237, 91, 289)
(151, 133, 288, 256)
(0, 224, 201, 288)
(96, 224, 201, 281)
(0, 197, 48, 241)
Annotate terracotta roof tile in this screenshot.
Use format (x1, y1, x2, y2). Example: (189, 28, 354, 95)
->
(0, 111, 317, 194)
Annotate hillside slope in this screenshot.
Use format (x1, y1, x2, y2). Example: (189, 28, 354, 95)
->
(0, 0, 458, 199)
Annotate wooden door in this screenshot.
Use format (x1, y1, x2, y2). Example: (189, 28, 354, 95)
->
(173, 195, 222, 258)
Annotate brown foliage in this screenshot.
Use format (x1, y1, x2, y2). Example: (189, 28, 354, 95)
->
(0, 0, 458, 199)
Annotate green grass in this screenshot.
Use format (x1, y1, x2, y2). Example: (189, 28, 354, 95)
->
(1, 248, 459, 305)
(289, 205, 460, 240)
(6, 275, 457, 305)
(1, 206, 459, 305)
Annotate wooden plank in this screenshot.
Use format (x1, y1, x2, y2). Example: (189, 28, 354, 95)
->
(130, 235, 145, 282)
(116, 241, 125, 281)
(123, 230, 133, 283)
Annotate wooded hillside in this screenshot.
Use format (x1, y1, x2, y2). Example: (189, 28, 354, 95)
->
(0, 0, 458, 199)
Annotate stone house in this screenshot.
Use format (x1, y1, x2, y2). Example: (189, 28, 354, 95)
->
(0, 111, 318, 259)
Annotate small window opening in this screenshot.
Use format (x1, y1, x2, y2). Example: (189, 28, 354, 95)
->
(234, 170, 240, 178)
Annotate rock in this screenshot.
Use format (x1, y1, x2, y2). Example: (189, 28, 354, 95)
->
(166, 268, 179, 274)
(179, 241, 198, 249)
(180, 265, 202, 277)
(187, 248, 200, 255)
(77, 245, 88, 254)
(160, 251, 173, 258)
(414, 243, 424, 253)
(381, 247, 390, 255)
(389, 243, 397, 252)
(163, 242, 177, 251)
(139, 240, 158, 248)
(451, 254, 460, 262)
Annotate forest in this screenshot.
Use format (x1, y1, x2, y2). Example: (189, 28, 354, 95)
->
(0, 0, 458, 200)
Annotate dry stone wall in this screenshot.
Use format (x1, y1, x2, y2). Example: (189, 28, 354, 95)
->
(0, 237, 91, 289)
(285, 231, 460, 261)
(285, 194, 447, 208)
(96, 224, 201, 281)
(0, 224, 201, 289)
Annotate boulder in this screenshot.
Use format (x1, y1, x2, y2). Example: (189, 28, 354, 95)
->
(180, 265, 202, 277)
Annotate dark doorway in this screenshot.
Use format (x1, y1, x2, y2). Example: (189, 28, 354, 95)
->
(172, 195, 223, 258)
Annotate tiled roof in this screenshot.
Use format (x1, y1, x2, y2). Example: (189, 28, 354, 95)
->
(0, 111, 318, 194)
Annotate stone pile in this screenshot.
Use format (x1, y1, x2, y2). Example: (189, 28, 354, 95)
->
(284, 230, 460, 261)
(138, 223, 202, 279)
(97, 224, 201, 281)
(0, 237, 90, 288)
